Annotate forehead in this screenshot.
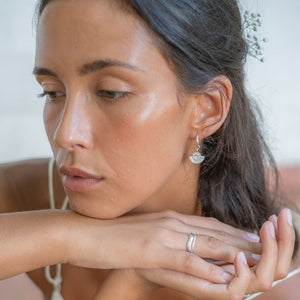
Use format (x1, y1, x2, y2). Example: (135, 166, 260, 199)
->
(35, 0, 166, 74)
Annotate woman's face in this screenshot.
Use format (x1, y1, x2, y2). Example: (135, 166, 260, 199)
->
(35, 0, 198, 218)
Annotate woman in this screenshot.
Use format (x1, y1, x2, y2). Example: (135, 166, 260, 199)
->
(0, 0, 298, 299)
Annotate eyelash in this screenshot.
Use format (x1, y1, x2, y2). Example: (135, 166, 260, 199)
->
(37, 90, 128, 102)
(96, 90, 128, 101)
(37, 91, 64, 101)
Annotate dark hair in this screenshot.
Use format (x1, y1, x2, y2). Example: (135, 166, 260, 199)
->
(35, 0, 298, 253)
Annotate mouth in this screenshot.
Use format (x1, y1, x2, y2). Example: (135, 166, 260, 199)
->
(60, 166, 104, 192)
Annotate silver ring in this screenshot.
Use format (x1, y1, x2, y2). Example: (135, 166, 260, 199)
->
(186, 233, 197, 253)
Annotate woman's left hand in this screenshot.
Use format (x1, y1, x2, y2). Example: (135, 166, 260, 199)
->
(134, 208, 295, 299)
(93, 209, 295, 300)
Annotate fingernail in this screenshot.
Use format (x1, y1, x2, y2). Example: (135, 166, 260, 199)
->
(238, 252, 247, 265)
(269, 222, 276, 239)
(250, 253, 261, 262)
(245, 232, 260, 242)
(285, 209, 293, 226)
(223, 272, 233, 282)
(270, 215, 278, 231)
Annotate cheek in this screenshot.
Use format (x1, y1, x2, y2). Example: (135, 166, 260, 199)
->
(102, 94, 186, 190)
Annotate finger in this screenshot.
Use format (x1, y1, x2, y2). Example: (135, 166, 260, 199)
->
(169, 212, 261, 242)
(139, 253, 250, 300)
(274, 208, 295, 280)
(120, 210, 261, 243)
(247, 221, 278, 294)
(167, 231, 259, 265)
(138, 268, 216, 299)
(157, 247, 234, 284)
(168, 224, 262, 254)
(226, 252, 252, 298)
(268, 215, 278, 239)
(221, 264, 236, 275)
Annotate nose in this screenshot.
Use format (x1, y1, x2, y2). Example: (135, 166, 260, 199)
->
(54, 93, 93, 151)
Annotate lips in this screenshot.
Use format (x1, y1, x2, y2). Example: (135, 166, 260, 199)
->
(60, 166, 103, 192)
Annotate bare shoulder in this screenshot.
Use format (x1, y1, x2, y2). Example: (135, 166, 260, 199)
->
(0, 158, 50, 213)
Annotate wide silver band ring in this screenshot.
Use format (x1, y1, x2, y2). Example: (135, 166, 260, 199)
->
(186, 233, 197, 253)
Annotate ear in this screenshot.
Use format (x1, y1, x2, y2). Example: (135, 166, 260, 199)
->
(189, 75, 232, 139)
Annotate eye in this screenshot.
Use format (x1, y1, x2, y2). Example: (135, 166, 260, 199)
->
(37, 91, 65, 101)
(96, 90, 128, 101)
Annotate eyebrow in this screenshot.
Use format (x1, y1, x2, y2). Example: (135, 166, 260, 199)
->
(32, 67, 58, 77)
(33, 58, 143, 77)
(78, 59, 143, 75)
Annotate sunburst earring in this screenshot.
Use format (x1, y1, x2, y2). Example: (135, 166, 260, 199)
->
(189, 135, 205, 164)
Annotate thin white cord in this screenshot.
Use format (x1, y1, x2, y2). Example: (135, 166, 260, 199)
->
(45, 263, 62, 287)
(48, 157, 56, 210)
(45, 158, 69, 300)
(244, 267, 300, 299)
(61, 196, 69, 210)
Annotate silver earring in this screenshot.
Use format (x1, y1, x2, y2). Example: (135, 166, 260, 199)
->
(189, 135, 205, 164)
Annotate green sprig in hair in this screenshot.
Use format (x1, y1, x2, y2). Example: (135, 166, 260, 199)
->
(244, 11, 267, 62)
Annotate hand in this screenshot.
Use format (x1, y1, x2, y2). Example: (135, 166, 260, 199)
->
(244, 208, 295, 294)
(134, 209, 295, 299)
(67, 210, 261, 284)
(220, 208, 295, 294)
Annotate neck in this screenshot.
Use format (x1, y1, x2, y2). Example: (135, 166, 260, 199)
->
(129, 161, 201, 216)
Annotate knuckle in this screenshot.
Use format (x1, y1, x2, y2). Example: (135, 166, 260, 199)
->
(207, 236, 222, 250)
(147, 227, 168, 245)
(183, 253, 196, 271)
(208, 217, 218, 223)
(163, 210, 177, 218)
(218, 230, 230, 243)
(153, 227, 169, 240)
(227, 289, 245, 300)
(140, 237, 156, 253)
(247, 240, 254, 252)
(159, 217, 179, 228)
(258, 280, 273, 292)
(230, 293, 243, 300)
(276, 268, 288, 280)
(207, 264, 221, 278)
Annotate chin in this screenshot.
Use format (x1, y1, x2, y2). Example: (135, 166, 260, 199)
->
(69, 199, 133, 219)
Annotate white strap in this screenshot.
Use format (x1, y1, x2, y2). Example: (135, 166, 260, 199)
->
(48, 157, 69, 210)
(48, 157, 56, 210)
(46, 158, 69, 300)
(45, 264, 63, 299)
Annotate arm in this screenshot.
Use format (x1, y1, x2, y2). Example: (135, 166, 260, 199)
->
(0, 210, 70, 279)
(0, 208, 260, 281)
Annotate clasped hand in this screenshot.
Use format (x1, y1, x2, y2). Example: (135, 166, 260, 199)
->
(68, 209, 295, 300)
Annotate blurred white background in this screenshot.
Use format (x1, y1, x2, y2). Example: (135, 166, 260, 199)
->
(0, 0, 299, 165)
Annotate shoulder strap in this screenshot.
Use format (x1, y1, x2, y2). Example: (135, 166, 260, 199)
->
(46, 158, 68, 300)
(48, 157, 56, 209)
(48, 157, 69, 210)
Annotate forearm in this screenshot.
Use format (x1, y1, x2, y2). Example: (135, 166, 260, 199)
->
(92, 269, 155, 300)
(0, 210, 72, 280)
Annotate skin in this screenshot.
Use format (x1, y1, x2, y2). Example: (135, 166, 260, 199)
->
(0, 0, 297, 299)
(0, 161, 298, 299)
(35, 0, 229, 219)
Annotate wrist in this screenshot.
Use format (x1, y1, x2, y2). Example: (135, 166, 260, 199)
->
(46, 210, 76, 264)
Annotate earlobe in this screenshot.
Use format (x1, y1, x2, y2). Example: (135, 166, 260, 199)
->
(189, 75, 232, 139)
